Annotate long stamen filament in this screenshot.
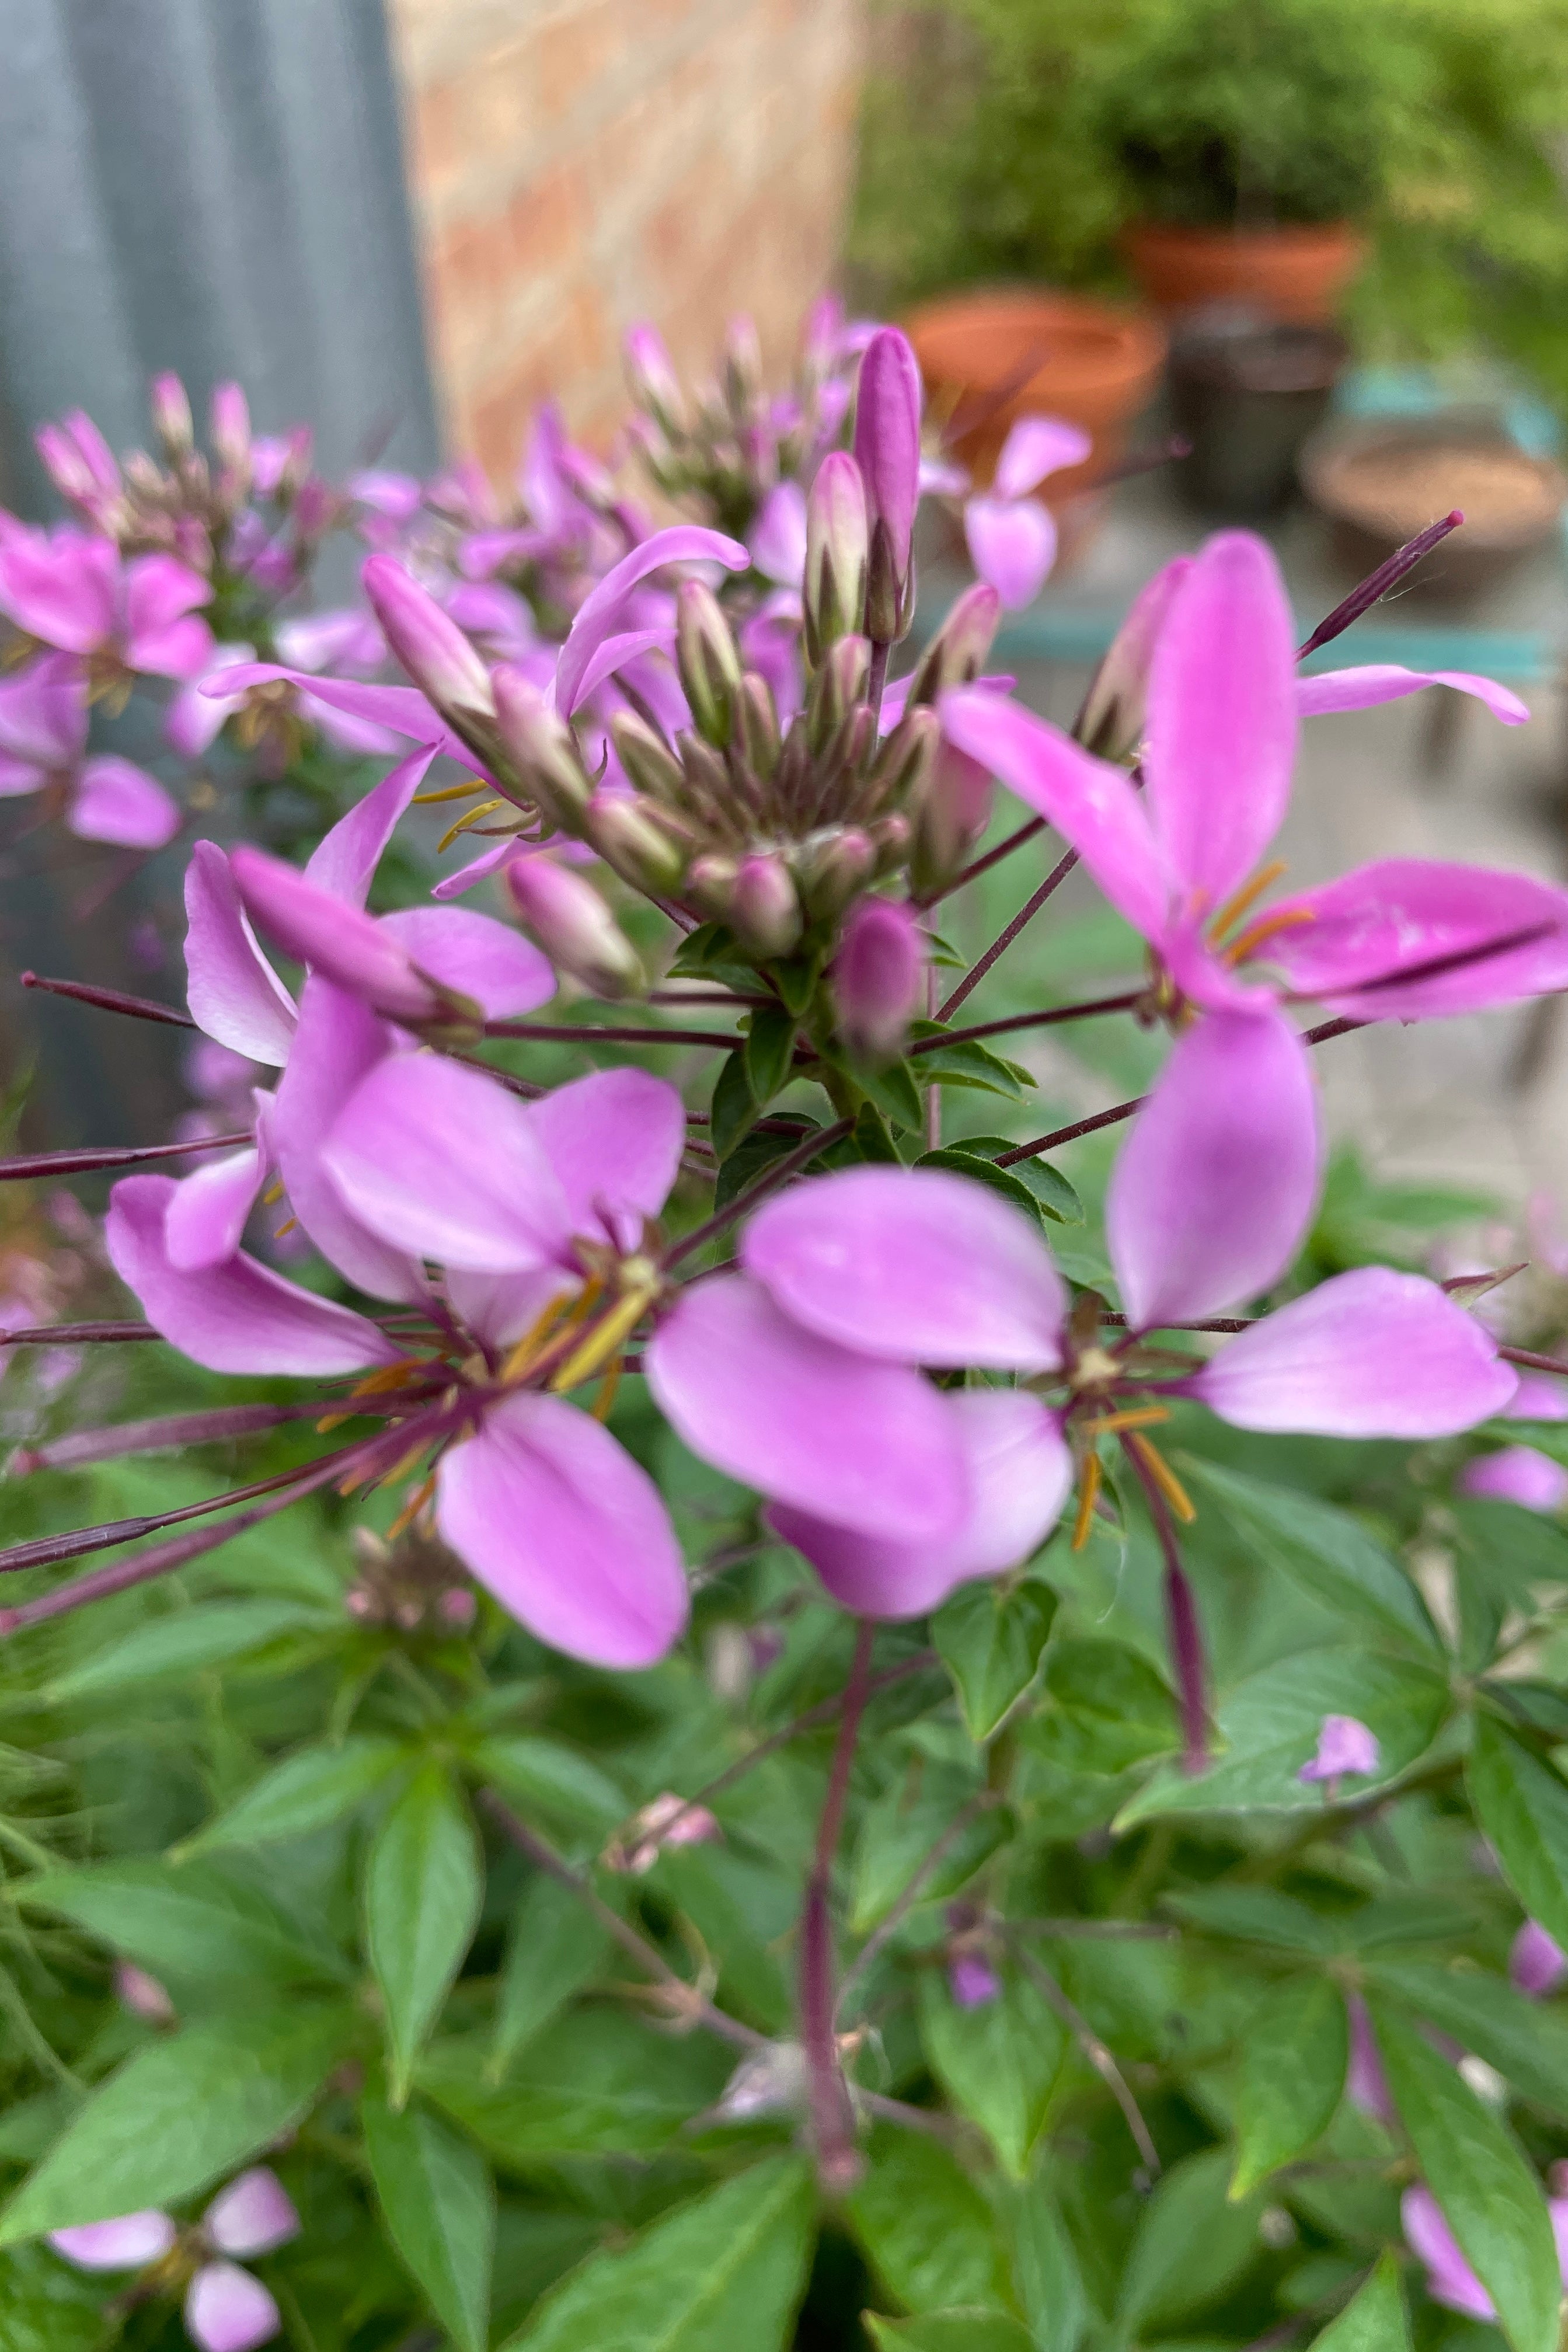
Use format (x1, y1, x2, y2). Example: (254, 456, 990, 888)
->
(437, 798, 507, 853)
(500, 1288, 583, 1385)
(413, 776, 490, 805)
(1078, 1403, 1170, 1436)
(387, 1469, 438, 1540)
(1224, 906, 1315, 967)
(549, 1285, 659, 1393)
(1207, 860, 1287, 945)
(1071, 1452, 1102, 1552)
(1124, 1433, 1196, 1523)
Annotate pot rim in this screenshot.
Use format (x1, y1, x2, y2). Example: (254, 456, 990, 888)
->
(1300, 418, 1567, 551)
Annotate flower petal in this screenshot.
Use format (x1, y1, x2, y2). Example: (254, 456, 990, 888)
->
(994, 415, 1092, 499)
(437, 1393, 688, 1667)
(0, 529, 117, 651)
(69, 757, 180, 849)
(1107, 1009, 1321, 1329)
(1402, 2189, 1496, 2323)
(527, 1065, 685, 1236)
(302, 747, 436, 907)
(185, 2259, 283, 2352)
(1459, 1445, 1568, 1512)
(272, 978, 428, 1302)
(184, 842, 298, 1067)
(323, 1049, 569, 1271)
(232, 848, 439, 1025)
(203, 664, 467, 759)
(749, 480, 809, 586)
(556, 526, 748, 716)
(203, 2168, 300, 2259)
(963, 497, 1058, 610)
(378, 905, 556, 1022)
(1298, 665, 1529, 725)
(569, 626, 677, 715)
(768, 1389, 1071, 1616)
(106, 1175, 397, 1374)
(0, 650, 87, 766)
(1190, 1267, 1518, 1435)
(49, 2211, 176, 2269)
(646, 1273, 967, 1541)
(447, 1265, 579, 1351)
(1260, 858, 1568, 1020)
(940, 687, 1168, 939)
(163, 1145, 265, 1271)
(1144, 531, 1297, 908)
(744, 1166, 1064, 1371)
(1511, 1921, 1568, 1996)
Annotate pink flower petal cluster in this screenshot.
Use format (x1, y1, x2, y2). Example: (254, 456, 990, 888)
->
(964, 415, 1092, 611)
(0, 653, 177, 847)
(1298, 1712, 1381, 1782)
(50, 2167, 299, 2352)
(0, 527, 212, 680)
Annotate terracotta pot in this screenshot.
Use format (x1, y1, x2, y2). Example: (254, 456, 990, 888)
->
(904, 288, 1167, 504)
(1301, 416, 1568, 602)
(1123, 221, 1366, 326)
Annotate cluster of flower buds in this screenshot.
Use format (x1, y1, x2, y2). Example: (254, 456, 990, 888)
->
(622, 300, 862, 539)
(343, 1527, 478, 1635)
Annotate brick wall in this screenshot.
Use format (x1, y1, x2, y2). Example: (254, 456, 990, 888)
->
(388, 0, 865, 477)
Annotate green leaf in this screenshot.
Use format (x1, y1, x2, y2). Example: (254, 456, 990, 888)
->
(1367, 1995, 1559, 2352)
(182, 1737, 407, 1852)
(1163, 1887, 1338, 1954)
(849, 1772, 1012, 1932)
(1179, 1458, 1438, 1651)
(503, 2155, 814, 2350)
(1116, 1647, 1449, 1824)
(1230, 1976, 1348, 2197)
(848, 2129, 1017, 2316)
(855, 1054, 924, 1131)
(713, 1119, 821, 1211)
(19, 1858, 348, 1990)
(0, 2246, 106, 2352)
(0, 2003, 347, 2241)
(421, 2013, 729, 2159)
(709, 1047, 758, 1158)
(473, 1736, 626, 1838)
(865, 2316, 1037, 2352)
(945, 1135, 1082, 1222)
(1308, 2256, 1410, 2352)
(933, 1579, 1057, 1740)
(364, 1761, 482, 2102)
(1364, 1959, 1568, 2122)
(1451, 1496, 1568, 1604)
(908, 1023, 1035, 1098)
(914, 1147, 1062, 1231)
(1034, 1638, 1179, 1775)
(363, 2092, 494, 2352)
(1117, 2148, 1264, 2331)
(490, 1874, 610, 2074)
(1469, 1712, 1568, 1956)
(48, 1597, 329, 1698)
(770, 952, 821, 1016)
(918, 1966, 1068, 2177)
(744, 1005, 797, 1104)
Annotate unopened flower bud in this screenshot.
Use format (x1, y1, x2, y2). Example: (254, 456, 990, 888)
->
(867, 810, 912, 875)
(862, 706, 940, 818)
(949, 1951, 1001, 2009)
(853, 328, 923, 644)
(1074, 555, 1191, 761)
(804, 452, 868, 664)
(675, 580, 743, 748)
(34, 423, 102, 508)
(365, 555, 495, 724)
(494, 667, 592, 827)
(583, 790, 688, 894)
(806, 632, 870, 755)
(910, 741, 992, 895)
(730, 852, 803, 959)
(722, 314, 764, 416)
(737, 673, 782, 782)
(210, 381, 252, 473)
(794, 825, 876, 921)
(904, 583, 1002, 708)
(833, 894, 925, 1063)
(685, 852, 740, 925)
(505, 853, 643, 999)
(149, 373, 194, 457)
(625, 322, 686, 433)
(116, 1961, 176, 2023)
(231, 847, 462, 1029)
(610, 709, 687, 804)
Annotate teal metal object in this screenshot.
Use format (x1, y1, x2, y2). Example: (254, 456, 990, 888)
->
(988, 602, 1558, 685)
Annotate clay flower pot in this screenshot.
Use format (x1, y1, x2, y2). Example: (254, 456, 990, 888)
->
(904, 288, 1166, 504)
(1124, 220, 1366, 325)
(1301, 416, 1568, 602)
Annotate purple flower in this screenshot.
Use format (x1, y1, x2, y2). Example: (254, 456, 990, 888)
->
(749, 480, 808, 587)
(51, 2166, 299, 2352)
(1459, 1445, 1568, 1513)
(1511, 1920, 1568, 1996)
(1298, 1713, 1381, 1782)
(1403, 2184, 1568, 2322)
(644, 1030, 1514, 1619)
(832, 895, 926, 1063)
(964, 415, 1091, 611)
(948, 1950, 1001, 2009)
(0, 653, 178, 846)
(1345, 1993, 1395, 2123)
(0, 527, 212, 680)
(166, 642, 401, 762)
(853, 327, 923, 640)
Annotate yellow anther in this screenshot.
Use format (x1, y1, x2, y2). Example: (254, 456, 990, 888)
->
(437, 798, 507, 854)
(549, 1284, 658, 1393)
(1071, 1451, 1102, 1552)
(273, 1217, 299, 1239)
(592, 1356, 624, 1423)
(500, 1284, 587, 1385)
(413, 776, 490, 805)
(1079, 1403, 1171, 1436)
(261, 1179, 285, 1207)
(387, 1469, 438, 1541)
(1224, 905, 1315, 968)
(353, 1359, 428, 1397)
(1126, 1431, 1197, 1523)
(1207, 860, 1288, 945)
(372, 1435, 435, 1492)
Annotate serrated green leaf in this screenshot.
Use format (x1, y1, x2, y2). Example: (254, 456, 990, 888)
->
(19, 1859, 349, 1990)
(365, 1761, 482, 2102)
(473, 1736, 626, 1837)
(1469, 1712, 1568, 1957)
(0, 2003, 347, 2241)
(865, 2315, 1036, 2352)
(421, 2013, 729, 2159)
(918, 1966, 1068, 2177)
(933, 1579, 1057, 1740)
(1117, 2148, 1264, 2330)
(1162, 1887, 1338, 1953)
(709, 1047, 758, 1158)
(48, 1597, 330, 1698)
(1179, 1458, 1438, 1650)
(504, 2154, 813, 2350)
(744, 1005, 798, 1103)
(1231, 1977, 1348, 2197)
(183, 1737, 407, 1852)
(848, 2129, 1017, 2316)
(908, 1022, 1036, 1097)
(363, 2092, 494, 2352)
(491, 1874, 611, 2074)
(1308, 2255, 1410, 2352)
(1365, 1996, 1559, 2352)
(1362, 1960, 1568, 2123)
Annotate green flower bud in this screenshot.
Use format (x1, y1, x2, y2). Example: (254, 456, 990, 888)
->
(675, 580, 744, 748)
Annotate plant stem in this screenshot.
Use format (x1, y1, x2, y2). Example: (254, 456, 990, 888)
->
(837, 1794, 994, 2019)
(0, 1319, 159, 1345)
(911, 992, 1144, 1053)
(1121, 1435, 1208, 1775)
(0, 1130, 252, 1183)
(19, 970, 196, 1027)
(925, 816, 1046, 905)
(1009, 1936, 1161, 2177)
(664, 1117, 851, 1267)
(483, 1020, 740, 1048)
(938, 843, 1082, 1021)
(800, 1619, 875, 2191)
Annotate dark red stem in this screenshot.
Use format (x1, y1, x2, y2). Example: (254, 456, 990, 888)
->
(664, 1118, 852, 1267)
(925, 816, 1046, 905)
(20, 971, 196, 1029)
(1296, 512, 1464, 659)
(1123, 1436, 1208, 1774)
(0, 1131, 252, 1183)
(483, 1020, 740, 1048)
(800, 1619, 876, 2191)
(912, 991, 1144, 1053)
(0, 1320, 159, 1345)
(937, 842, 1082, 1020)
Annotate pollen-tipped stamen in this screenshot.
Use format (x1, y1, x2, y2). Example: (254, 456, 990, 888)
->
(1206, 859, 1288, 945)
(1124, 1433, 1196, 1524)
(1071, 1452, 1102, 1552)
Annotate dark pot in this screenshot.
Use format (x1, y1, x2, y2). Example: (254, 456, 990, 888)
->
(1168, 308, 1349, 518)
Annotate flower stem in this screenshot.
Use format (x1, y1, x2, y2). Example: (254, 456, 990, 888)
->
(664, 1117, 852, 1267)
(937, 843, 1082, 1021)
(924, 816, 1045, 906)
(800, 1619, 875, 2191)
(19, 970, 196, 1028)
(910, 991, 1144, 1053)
(483, 1020, 741, 1048)
(1122, 1435, 1208, 1775)
(0, 1131, 252, 1184)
